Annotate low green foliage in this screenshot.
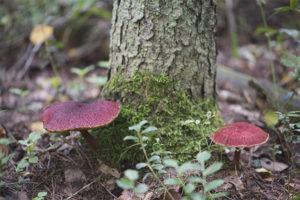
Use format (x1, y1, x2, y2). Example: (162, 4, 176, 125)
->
(71, 65, 95, 79)
(94, 72, 223, 166)
(281, 53, 300, 84)
(32, 192, 47, 200)
(9, 88, 29, 98)
(0, 138, 14, 188)
(273, 0, 300, 15)
(117, 121, 226, 200)
(275, 111, 300, 165)
(16, 132, 43, 173)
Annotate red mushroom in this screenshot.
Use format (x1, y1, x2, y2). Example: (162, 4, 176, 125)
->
(210, 122, 269, 162)
(42, 101, 121, 150)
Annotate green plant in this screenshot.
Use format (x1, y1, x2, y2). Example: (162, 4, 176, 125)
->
(71, 65, 95, 80)
(163, 151, 226, 200)
(275, 111, 300, 165)
(9, 88, 29, 99)
(256, 0, 279, 104)
(16, 132, 43, 173)
(273, 0, 300, 15)
(69, 65, 95, 98)
(281, 53, 300, 84)
(255, 0, 300, 106)
(9, 87, 31, 111)
(0, 138, 14, 187)
(117, 121, 226, 200)
(86, 76, 107, 86)
(32, 192, 47, 200)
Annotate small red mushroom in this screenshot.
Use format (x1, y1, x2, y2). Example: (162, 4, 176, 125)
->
(210, 122, 269, 162)
(42, 101, 121, 150)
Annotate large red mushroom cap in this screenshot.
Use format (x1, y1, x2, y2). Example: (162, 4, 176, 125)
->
(210, 122, 269, 148)
(42, 101, 121, 132)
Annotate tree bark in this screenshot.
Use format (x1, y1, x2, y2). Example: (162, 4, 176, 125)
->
(106, 0, 217, 100)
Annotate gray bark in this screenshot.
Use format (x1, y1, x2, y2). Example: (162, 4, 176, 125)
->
(107, 0, 217, 99)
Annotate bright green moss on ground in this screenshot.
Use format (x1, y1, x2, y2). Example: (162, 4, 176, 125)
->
(92, 72, 223, 167)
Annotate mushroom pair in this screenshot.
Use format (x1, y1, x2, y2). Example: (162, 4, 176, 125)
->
(210, 122, 269, 163)
(42, 101, 121, 150)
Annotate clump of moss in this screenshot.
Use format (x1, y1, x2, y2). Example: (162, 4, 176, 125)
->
(93, 72, 223, 167)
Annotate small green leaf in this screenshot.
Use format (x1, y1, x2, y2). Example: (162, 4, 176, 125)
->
(28, 132, 42, 143)
(208, 192, 227, 199)
(274, 6, 291, 15)
(149, 155, 160, 162)
(19, 139, 29, 146)
(0, 138, 14, 145)
(1, 154, 12, 165)
(264, 111, 279, 127)
(287, 113, 300, 117)
(134, 183, 148, 194)
(97, 61, 110, 68)
(203, 162, 223, 176)
(38, 192, 47, 197)
(163, 159, 178, 168)
(129, 120, 148, 132)
(9, 88, 27, 96)
(143, 172, 152, 180)
(158, 169, 167, 174)
(71, 65, 94, 77)
(184, 183, 195, 194)
(190, 163, 201, 171)
(141, 126, 157, 134)
(136, 162, 148, 169)
(178, 162, 193, 174)
(124, 169, 139, 181)
(29, 156, 39, 163)
(16, 158, 29, 172)
(181, 197, 190, 200)
(204, 179, 224, 192)
(86, 76, 107, 86)
(281, 58, 296, 67)
(151, 164, 164, 170)
(290, 0, 298, 8)
(196, 151, 211, 162)
(47, 76, 61, 88)
(188, 176, 203, 183)
(190, 192, 204, 200)
(164, 178, 181, 185)
(116, 178, 134, 189)
(123, 136, 138, 141)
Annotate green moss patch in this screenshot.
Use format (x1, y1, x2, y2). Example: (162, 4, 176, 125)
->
(92, 72, 223, 167)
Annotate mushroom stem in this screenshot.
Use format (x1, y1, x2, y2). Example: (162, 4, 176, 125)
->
(80, 130, 99, 150)
(233, 148, 241, 162)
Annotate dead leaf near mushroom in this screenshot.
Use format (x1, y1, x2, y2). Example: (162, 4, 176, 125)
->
(117, 190, 154, 200)
(28, 121, 45, 134)
(260, 157, 288, 172)
(97, 159, 120, 178)
(64, 168, 87, 195)
(223, 171, 245, 191)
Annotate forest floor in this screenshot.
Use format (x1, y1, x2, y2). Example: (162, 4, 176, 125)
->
(1, 43, 299, 199)
(1, 2, 300, 199)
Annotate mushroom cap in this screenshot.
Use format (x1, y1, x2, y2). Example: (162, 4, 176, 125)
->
(210, 122, 269, 148)
(42, 101, 121, 132)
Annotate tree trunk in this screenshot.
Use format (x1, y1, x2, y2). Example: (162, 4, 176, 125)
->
(106, 0, 217, 100)
(100, 0, 220, 163)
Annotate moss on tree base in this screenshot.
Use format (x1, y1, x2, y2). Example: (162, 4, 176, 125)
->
(92, 73, 223, 167)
